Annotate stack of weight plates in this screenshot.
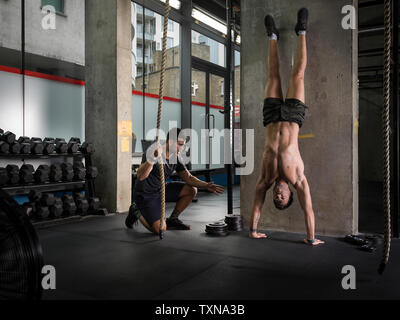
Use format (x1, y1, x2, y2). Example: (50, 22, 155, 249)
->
(205, 221, 229, 236)
(224, 214, 244, 231)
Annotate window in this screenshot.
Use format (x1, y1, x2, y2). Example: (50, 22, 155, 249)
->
(159, 0, 181, 10)
(41, 0, 64, 15)
(132, 3, 181, 151)
(191, 30, 226, 67)
(168, 20, 174, 32)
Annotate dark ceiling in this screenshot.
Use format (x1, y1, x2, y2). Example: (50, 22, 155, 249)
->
(192, 0, 240, 26)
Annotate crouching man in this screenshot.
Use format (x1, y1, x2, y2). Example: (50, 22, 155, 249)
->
(126, 128, 224, 235)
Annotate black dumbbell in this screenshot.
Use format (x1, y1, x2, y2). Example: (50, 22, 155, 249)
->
(17, 137, 32, 155)
(67, 138, 79, 154)
(80, 142, 94, 154)
(49, 198, 63, 218)
(20, 164, 34, 184)
(0, 141, 9, 153)
(30, 138, 44, 155)
(70, 137, 81, 144)
(74, 194, 89, 215)
(61, 163, 74, 181)
(6, 165, 19, 185)
(0, 129, 3, 135)
(88, 197, 100, 213)
(55, 138, 68, 154)
(43, 138, 56, 155)
(73, 162, 86, 180)
(62, 194, 77, 216)
(0, 131, 16, 144)
(86, 166, 98, 180)
(50, 164, 62, 182)
(28, 190, 42, 203)
(41, 193, 56, 207)
(0, 168, 8, 186)
(34, 165, 50, 183)
(9, 141, 20, 154)
(35, 206, 50, 220)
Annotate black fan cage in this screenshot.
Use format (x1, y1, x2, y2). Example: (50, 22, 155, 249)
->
(0, 190, 43, 300)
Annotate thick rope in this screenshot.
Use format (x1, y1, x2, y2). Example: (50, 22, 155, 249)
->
(379, 0, 392, 274)
(157, 0, 171, 239)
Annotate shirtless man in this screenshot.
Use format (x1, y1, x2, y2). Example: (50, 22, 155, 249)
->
(249, 8, 324, 246)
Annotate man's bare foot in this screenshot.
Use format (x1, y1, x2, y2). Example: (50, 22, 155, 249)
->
(303, 238, 325, 246)
(249, 231, 267, 239)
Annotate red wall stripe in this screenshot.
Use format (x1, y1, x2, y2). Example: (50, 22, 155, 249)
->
(0, 65, 237, 112)
(0, 65, 22, 75)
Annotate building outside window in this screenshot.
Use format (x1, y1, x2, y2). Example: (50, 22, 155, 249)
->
(41, 0, 64, 15)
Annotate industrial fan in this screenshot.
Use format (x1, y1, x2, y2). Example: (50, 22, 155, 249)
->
(0, 189, 43, 300)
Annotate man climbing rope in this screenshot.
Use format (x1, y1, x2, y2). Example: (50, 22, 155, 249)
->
(126, 128, 224, 235)
(249, 8, 324, 246)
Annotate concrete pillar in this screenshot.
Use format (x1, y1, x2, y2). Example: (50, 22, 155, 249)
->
(240, 0, 358, 236)
(85, 0, 132, 213)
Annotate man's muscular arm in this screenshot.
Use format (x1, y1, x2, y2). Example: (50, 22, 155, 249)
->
(295, 176, 324, 245)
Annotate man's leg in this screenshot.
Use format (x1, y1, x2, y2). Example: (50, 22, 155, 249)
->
(264, 38, 283, 99)
(286, 8, 308, 102)
(167, 183, 197, 230)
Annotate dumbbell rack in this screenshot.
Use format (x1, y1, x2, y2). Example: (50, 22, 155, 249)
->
(0, 151, 102, 226)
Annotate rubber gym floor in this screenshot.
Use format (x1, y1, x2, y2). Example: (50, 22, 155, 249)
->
(38, 186, 400, 300)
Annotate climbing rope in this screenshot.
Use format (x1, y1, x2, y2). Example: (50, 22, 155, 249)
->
(379, 0, 392, 274)
(157, 0, 171, 240)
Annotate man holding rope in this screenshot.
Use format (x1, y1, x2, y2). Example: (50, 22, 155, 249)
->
(126, 128, 224, 235)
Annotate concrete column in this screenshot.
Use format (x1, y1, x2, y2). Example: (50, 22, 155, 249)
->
(240, 0, 358, 236)
(85, 0, 132, 213)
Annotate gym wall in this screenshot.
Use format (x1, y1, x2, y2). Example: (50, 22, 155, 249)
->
(240, 0, 358, 236)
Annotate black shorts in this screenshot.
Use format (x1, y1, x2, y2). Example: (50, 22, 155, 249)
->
(263, 97, 308, 128)
(133, 181, 186, 226)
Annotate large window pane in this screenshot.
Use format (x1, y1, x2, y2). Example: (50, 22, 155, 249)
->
(192, 30, 225, 67)
(133, 4, 181, 151)
(0, 0, 23, 136)
(25, 0, 85, 139)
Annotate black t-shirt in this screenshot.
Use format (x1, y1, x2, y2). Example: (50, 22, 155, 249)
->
(134, 152, 186, 195)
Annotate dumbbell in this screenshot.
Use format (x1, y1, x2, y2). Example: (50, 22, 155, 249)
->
(73, 162, 86, 180)
(55, 138, 68, 154)
(17, 137, 31, 154)
(43, 138, 56, 155)
(86, 166, 98, 180)
(61, 163, 74, 182)
(34, 165, 50, 183)
(35, 206, 50, 220)
(67, 138, 80, 154)
(74, 193, 89, 215)
(50, 164, 62, 182)
(28, 190, 42, 203)
(49, 198, 63, 219)
(19, 164, 34, 184)
(30, 138, 44, 155)
(6, 165, 19, 185)
(40, 193, 56, 207)
(80, 142, 94, 154)
(88, 197, 101, 213)
(9, 141, 20, 154)
(62, 194, 77, 216)
(0, 131, 16, 144)
(0, 168, 8, 186)
(0, 141, 9, 153)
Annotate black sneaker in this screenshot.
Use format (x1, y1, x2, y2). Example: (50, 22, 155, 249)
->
(125, 202, 141, 229)
(166, 218, 191, 230)
(295, 8, 308, 35)
(264, 15, 280, 40)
